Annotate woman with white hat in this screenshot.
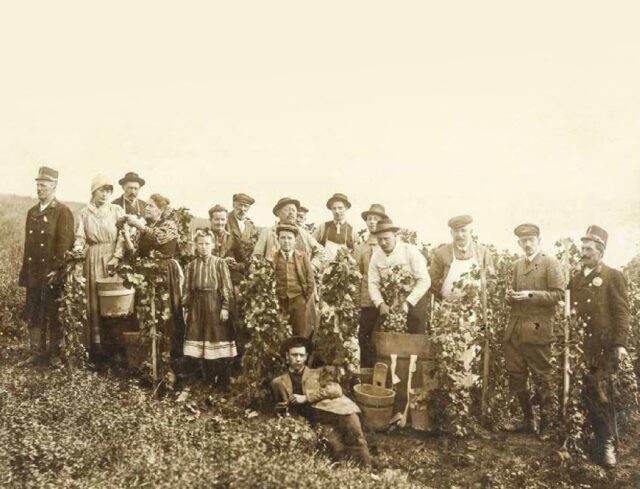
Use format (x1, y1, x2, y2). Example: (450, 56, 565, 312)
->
(72, 174, 125, 358)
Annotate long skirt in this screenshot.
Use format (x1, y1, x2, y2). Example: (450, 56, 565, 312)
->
(84, 242, 114, 347)
(183, 290, 237, 360)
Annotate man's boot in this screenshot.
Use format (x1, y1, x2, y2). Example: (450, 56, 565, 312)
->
(18, 327, 45, 366)
(601, 437, 617, 468)
(503, 392, 537, 434)
(537, 391, 553, 441)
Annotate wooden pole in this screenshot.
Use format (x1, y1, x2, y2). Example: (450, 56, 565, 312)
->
(562, 289, 571, 418)
(150, 284, 158, 382)
(480, 267, 490, 415)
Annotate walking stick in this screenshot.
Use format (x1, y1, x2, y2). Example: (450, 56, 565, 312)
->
(608, 372, 619, 448)
(480, 267, 490, 416)
(561, 289, 571, 419)
(150, 283, 158, 382)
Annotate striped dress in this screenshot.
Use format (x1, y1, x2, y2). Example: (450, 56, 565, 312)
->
(182, 254, 237, 360)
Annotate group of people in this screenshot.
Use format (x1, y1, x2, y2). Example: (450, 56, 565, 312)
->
(19, 166, 631, 469)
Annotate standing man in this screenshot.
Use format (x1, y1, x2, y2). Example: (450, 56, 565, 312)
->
(315, 193, 358, 261)
(226, 193, 257, 251)
(503, 224, 565, 439)
(354, 204, 388, 366)
(273, 225, 316, 337)
(296, 205, 309, 228)
(368, 219, 431, 334)
(569, 225, 630, 468)
(18, 166, 75, 367)
(112, 171, 146, 217)
(430, 215, 495, 300)
(209, 205, 246, 286)
(252, 197, 326, 272)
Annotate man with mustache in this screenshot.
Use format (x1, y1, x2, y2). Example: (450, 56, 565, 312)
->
(226, 193, 257, 251)
(314, 193, 358, 261)
(569, 225, 630, 468)
(503, 224, 565, 439)
(429, 215, 495, 301)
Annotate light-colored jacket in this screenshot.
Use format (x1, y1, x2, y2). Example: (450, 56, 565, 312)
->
(252, 224, 326, 271)
(354, 234, 378, 308)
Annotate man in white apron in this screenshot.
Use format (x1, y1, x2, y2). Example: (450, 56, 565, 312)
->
(314, 193, 358, 262)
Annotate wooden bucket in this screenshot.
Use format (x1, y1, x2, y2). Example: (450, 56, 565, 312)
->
(96, 277, 135, 318)
(354, 383, 395, 432)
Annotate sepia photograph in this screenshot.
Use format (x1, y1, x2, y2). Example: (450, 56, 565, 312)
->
(1, 2, 639, 488)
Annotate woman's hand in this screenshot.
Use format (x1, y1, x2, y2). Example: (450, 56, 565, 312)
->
(106, 256, 119, 275)
(220, 309, 229, 322)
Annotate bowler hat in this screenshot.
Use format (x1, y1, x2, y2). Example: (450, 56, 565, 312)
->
(233, 193, 255, 206)
(280, 336, 313, 357)
(35, 166, 58, 182)
(448, 215, 473, 229)
(272, 197, 300, 216)
(326, 193, 351, 210)
(276, 223, 299, 237)
(118, 172, 145, 187)
(361, 203, 388, 221)
(371, 218, 400, 235)
(514, 223, 540, 238)
(581, 225, 608, 249)
(298, 205, 309, 214)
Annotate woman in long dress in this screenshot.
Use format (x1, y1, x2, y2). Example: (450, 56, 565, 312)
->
(73, 175, 124, 356)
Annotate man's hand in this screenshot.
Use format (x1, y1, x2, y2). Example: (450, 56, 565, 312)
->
(614, 346, 629, 367)
(220, 309, 229, 322)
(288, 394, 307, 405)
(401, 301, 409, 314)
(509, 290, 531, 302)
(378, 303, 390, 316)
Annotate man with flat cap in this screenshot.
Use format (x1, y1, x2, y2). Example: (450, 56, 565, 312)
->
(569, 225, 630, 468)
(271, 336, 372, 466)
(252, 197, 326, 272)
(314, 193, 358, 261)
(430, 215, 495, 300)
(272, 224, 316, 337)
(354, 204, 388, 366)
(296, 205, 309, 228)
(112, 171, 146, 217)
(226, 193, 257, 250)
(18, 166, 75, 367)
(368, 218, 431, 334)
(503, 223, 565, 439)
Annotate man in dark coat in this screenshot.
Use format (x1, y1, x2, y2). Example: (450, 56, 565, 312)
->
(112, 171, 146, 217)
(18, 166, 75, 367)
(503, 223, 566, 438)
(226, 192, 257, 256)
(569, 225, 630, 468)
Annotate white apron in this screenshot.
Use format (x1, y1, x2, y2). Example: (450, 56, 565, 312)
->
(440, 253, 479, 300)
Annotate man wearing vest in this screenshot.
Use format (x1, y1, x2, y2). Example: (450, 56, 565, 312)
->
(273, 224, 316, 338)
(314, 193, 358, 262)
(569, 225, 630, 468)
(368, 219, 431, 334)
(226, 192, 257, 254)
(19, 166, 75, 368)
(429, 215, 495, 300)
(503, 223, 565, 439)
(112, 171, 146, 217)
(354, 204, 388, 367)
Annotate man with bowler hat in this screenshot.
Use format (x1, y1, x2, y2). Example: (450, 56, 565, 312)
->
(112, 171, 146, 217)
(18, 166, 75, 367)
(569, 225, 630, 468)
(314, 193, 358, 261)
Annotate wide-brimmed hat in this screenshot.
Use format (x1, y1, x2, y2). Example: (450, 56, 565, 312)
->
(280, 336, 313, 357)
(232, 193, 255, 206)
(514, 223, 540, 238)
(272, 197, 300, 216)
(448, 215, 473, 230)
(118, 171, 145, 187)
(361, 203, 388, 221)
(276, 223, 299, 236)
(326, 193, 351, 210)
(581, 225, 608, 249)
(371, 218, 400, 235)
(35, 166, 58, 183)
(91, 174, 114, 194)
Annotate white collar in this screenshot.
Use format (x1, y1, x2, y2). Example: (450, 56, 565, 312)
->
(39, 200, 52, 211)
(525, 250, 540, 263)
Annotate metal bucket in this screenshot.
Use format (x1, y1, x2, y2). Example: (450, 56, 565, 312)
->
(96, 277, 135, 318)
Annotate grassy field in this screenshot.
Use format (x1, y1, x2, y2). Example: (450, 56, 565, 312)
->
(1, 193, 639, 488)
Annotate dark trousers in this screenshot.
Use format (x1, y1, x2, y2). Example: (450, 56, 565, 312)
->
(584, 366, 615, 441)
(406, 293, 429, 334)
(504, 320, 553, 395)
(358, 307, 379, 368)
(278, 294, 312, 337)
(24, 286, 62, 357)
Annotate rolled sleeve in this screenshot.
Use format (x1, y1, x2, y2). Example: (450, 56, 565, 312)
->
(406, 247, 430, 306)
(367, 252, 384, 308)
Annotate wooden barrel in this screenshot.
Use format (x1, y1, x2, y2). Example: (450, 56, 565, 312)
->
(353, 383, 395, 431)
(96, 277, 135, 318)
(372, 331, 436, 413)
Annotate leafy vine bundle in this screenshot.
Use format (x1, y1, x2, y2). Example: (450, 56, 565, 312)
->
(57, 255, 88, 368)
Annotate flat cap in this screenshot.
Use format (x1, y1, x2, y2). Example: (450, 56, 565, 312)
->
(276, 223, 299, 236)
(297, 205, 309, 214)
(447, 215, 473, 229)
(581, 224, 608, 249)
(35, 166, 58, 182)
(514, 223, 540, 238)
(232, 193, 255, 205)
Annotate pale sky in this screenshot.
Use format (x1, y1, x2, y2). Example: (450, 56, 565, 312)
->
(0, 1, 638, 266)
